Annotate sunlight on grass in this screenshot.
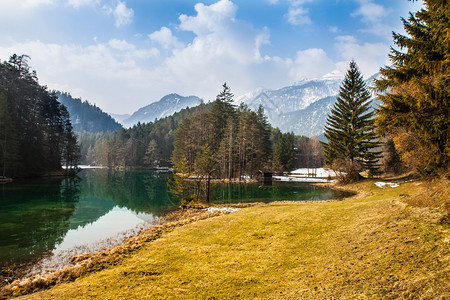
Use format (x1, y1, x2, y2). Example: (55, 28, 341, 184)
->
(10, 180, 450, 299)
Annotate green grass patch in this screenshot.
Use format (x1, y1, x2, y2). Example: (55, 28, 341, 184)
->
(8, 180, 450, 299)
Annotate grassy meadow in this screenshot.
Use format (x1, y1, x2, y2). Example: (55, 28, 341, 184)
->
(4, 179, 449, 299)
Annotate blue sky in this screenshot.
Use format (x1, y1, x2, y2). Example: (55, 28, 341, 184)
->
(0, 0, 422, 114)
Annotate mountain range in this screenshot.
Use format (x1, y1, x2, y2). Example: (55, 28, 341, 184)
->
(235, 76, 342, 136)
(61, 73, 379, 136)
(117, 94, 203, 128)
(234, 72, 380, 136)
(57, 92, 122, 133)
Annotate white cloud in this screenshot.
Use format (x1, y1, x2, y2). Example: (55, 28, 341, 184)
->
(0, 0, 389, 115)
(352, 0, 386, 24)
(179, 0, 237, 36)
(351, 0, 393, 38)
(289, 48, 335, 80)
(0, 0, 54, 8)
(148, 27, 184, 49)
(285, 7, 311, 26)
(156, 0, 286, 97)
(0, 40, 159, 113)
(334, 35, 388, 78)
(67, 0, 98, 9)
(108, 39, 135, 51)
(284, 0, 315, 26)
(113, 1, 134, 27)
(20, 0, 54, 7)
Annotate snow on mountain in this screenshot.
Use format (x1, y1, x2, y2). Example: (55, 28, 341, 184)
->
(121, 94, 202, 128)
(110, 113, 131, 124)
(235, 73, 379, 137)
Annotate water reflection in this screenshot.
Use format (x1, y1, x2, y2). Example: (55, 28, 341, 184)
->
(0, 169, 176, 267)
(0, 177, 80, 266)
(210, 181, 347, 203)
(0, 169, 351, 267)
(55, 206, 154, 251)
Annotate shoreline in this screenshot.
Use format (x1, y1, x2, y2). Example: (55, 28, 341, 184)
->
(0, 178, 399, 297)
(8, 178, 448, 299)
(0, 203, 260, 298)
(0, 188, 346, 298)
(2, 178, 448, 298)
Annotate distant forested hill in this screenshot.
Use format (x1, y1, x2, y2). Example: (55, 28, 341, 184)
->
(78, 103, 213, 167)
(56, 92, 122, 133)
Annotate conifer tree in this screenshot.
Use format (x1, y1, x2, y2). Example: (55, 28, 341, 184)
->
(273, 132, 295, 172)
(209, 83, 235, 150)
(375, 0, 449, 176)
(323, 60, 380, 182)
(168, 154, 192, 202)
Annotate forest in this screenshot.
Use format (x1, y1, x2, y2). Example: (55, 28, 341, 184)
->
(0, 55, 79, 178)
(1, 0, 447, 191)
(76, 88, 323, 174)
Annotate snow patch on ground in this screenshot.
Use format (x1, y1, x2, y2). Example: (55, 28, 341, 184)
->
(375, 182, 400, 188)
(290, 168, 339, 178)
(77, 165, 107, 169)
(205, 207, 240, 213)
(273, 176, 330, 183)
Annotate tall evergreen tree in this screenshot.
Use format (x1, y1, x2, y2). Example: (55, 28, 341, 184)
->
(374, 0, 449, 176)
(209, 83, 235, 150)
(273, 132, 295, 172)
(168, 154, 192, 202)
(323, 60, 380, 182)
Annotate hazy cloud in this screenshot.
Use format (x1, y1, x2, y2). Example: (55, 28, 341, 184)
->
(108, 38, 135, 51)
(0, 0, 394, 114)
(352, 0, 386, 23)
(289, 48, 335, 80)
(0, 0, 54, 8)
(284, 0, 315, 26)
(335, 35, 388, 77)
(0, 39, 160, 112)
(329, 26, 339, 33)
(149, 27, 184, 49)
(67, 0, 98, 9)
(285, 7, 312, 26)
(113, 1, 134, 27)
(20, 0, 54, 7)
(351, 0, 393, 38)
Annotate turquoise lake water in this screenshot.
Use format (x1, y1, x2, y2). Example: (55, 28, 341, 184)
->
(0, 169, 350, 267)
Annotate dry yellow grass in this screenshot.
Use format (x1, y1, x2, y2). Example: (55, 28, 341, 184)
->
(5, 179, 450, 299)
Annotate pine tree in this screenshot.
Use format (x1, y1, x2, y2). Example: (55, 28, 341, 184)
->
(323, 60, 380, 182)
(375, 0, 449, 176)
(209, 83, 235, 150)
(168, 154, 192, 202)
(273, 132, 295, 172)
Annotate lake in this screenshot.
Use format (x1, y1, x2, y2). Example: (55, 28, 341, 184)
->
(0, 169, 350, 268)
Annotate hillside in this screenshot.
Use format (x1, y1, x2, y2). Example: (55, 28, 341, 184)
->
(57, 92, 122, 133)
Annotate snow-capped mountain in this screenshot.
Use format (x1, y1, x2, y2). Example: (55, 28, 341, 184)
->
(110, 113, 131, 124)
(121, 94, 202, 128)
(235, 73, 379, 137)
